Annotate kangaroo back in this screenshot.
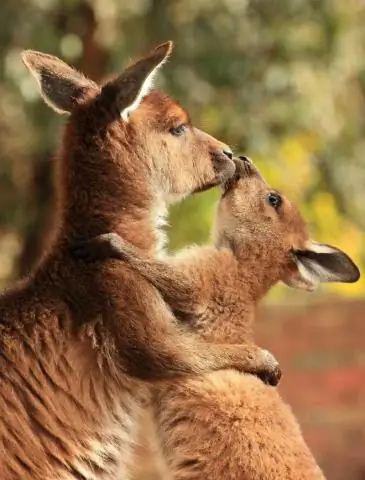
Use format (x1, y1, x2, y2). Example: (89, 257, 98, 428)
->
(0, 42, 244, 480)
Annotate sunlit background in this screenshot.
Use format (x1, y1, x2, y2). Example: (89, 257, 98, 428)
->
(0, 0, 364, 478)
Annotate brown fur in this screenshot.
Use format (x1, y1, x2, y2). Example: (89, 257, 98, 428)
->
(73, 157, 359, 479)
(0, 44, 263, 480)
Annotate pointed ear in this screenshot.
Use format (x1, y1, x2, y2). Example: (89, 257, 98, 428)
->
(21, 50, 98, 114)
(284, 242, 360, 291)
(110, 41, 173, 121)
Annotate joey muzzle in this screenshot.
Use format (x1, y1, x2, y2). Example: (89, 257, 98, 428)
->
(221, 155, 256, 194)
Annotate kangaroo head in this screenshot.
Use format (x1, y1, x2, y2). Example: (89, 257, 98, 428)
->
(215, 156, 360, 291)
(22, 42, 235, 204)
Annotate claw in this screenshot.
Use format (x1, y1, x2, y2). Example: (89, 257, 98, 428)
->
(256, 349, 282, 386)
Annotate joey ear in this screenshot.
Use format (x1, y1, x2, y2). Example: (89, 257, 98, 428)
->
(284, 242, 360, 291)
(21, 50, 98, 114)
(110, 41, 173, 121)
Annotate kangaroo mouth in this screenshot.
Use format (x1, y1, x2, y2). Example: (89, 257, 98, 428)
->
(193, 158, 236, 194)
(221, 156, 254, 195)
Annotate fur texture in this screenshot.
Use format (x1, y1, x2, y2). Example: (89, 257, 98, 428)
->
(0, 43, 249, 480)
(73, 157, 359, 479)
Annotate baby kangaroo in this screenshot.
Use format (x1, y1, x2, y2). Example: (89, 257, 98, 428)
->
(73, 157, 359, 479)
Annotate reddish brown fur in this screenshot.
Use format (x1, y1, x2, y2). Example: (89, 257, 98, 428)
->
(74, 158, 358, 479)
(0, 44, 261, 480)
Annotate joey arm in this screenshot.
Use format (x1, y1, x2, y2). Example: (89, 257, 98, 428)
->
(112, 301, 281, 385)
(71, 233, 204, 315)
(119, 321, 281, 385)
(72, 235, 282, 385)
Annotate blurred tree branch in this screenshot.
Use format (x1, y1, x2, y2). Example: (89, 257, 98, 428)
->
(0, 0, 363, 295)
(17, 0, 109, 275)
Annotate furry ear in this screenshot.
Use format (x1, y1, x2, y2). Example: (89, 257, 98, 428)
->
(284, 242, 360, 291)
(110, 41, 173, 121)
(21, 50, 98, 114)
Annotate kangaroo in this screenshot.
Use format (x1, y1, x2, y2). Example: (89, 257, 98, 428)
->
(72, 156, 360, 479)
(0, 43, 278, 480)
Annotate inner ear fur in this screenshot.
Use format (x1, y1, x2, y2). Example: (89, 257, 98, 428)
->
(21, 50, 98, 114)
(294, 242, 360, 285)
(110, 41, 173, 120)
(22, 41, 173, 118)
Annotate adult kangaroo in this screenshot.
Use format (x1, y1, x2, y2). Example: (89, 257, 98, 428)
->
(0, 42, 260, 480)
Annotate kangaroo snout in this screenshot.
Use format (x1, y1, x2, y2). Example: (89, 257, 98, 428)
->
(193, 128, 236, 184)
(234, 155, 264, 181)
(212, 150, 236, 184)
(222, 148, 233, 159)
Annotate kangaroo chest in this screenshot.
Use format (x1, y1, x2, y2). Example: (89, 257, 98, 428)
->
(64, 392, 145, 480)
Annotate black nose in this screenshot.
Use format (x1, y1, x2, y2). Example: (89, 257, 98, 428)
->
(238, 155, 252, 165)
(223, 148, 233, 159)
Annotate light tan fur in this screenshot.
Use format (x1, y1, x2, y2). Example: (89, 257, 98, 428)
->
(73, 157, 359, 479)
(0, 44, 268, 480)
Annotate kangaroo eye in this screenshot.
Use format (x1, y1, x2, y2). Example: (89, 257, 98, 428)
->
(170, 124, 188, 136)
(267, 192, 282, 209)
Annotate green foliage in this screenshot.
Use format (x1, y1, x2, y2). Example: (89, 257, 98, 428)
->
(0, 0, 364, 297)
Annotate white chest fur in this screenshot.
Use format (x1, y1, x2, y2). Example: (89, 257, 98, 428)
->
(63, 398, 143, 480)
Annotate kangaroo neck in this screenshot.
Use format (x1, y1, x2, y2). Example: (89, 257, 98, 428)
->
(53, 118, 164, 254)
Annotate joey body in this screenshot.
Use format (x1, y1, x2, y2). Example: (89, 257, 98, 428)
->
(0, 43, 251, 480)
(74, 157, 359, 479)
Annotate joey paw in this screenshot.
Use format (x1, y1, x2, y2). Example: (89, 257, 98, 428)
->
(256, 349, 282, 386)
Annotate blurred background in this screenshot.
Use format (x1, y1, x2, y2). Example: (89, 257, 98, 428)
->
(0, 0, 364, 478)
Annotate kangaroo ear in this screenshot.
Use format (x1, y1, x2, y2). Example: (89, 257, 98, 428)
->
(21, 50, 98, 114)
(110, 41, 173, 121)
(284, 242, 360, 291)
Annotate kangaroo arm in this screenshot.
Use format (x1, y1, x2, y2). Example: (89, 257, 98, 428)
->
(120, 326, 280, 385)
(72, 234, 281, 385)
(71, 233, 204, 314)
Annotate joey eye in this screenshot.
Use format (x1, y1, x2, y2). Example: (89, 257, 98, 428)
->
(170, 124, 188, 136)
(267, 192, 282, 209)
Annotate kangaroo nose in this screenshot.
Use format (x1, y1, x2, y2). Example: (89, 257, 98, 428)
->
(223, 148, 233, 159)
(238, 155, 252, 165)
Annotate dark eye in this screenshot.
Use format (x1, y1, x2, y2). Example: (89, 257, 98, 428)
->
(267, 192, 282, 209)
(170, 124, 188, 136)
